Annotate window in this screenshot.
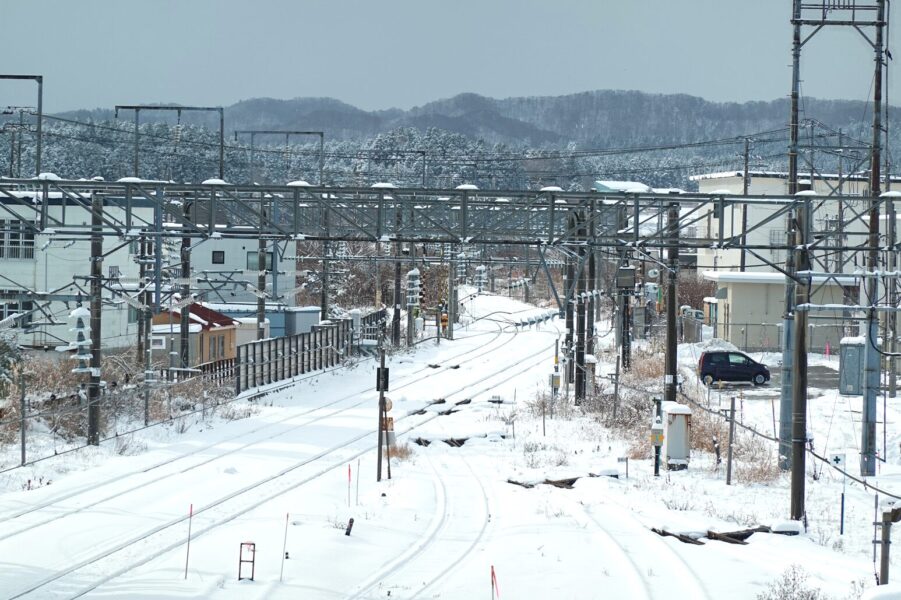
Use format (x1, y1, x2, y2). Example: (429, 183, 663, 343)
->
(128, 306, 139, 324)
(729, 353, 749, 366)
(109, 266, 121, 279)
(209, 336, 216, 360)
(212, 250, 225, 264)
(246, 251, 274, 270)
(0, 219, 35, 260)
(708, 353, 726, 365)
(219, 335, 225, 358)
(0, 289, 33, 327)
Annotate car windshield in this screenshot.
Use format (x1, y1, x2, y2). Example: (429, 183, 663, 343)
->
(729, 353, 749, 365)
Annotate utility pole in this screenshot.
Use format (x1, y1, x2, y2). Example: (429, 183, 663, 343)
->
(790, 198, 811, 520)
(257, 204, 268, 340)
(575, 212, 587, 403)
(392, 196, 402, 346)
(88, 193, 103, 446)
(446, 253, 456, 340)
(664, 202, 679, 404)
(740, 138, 750, 272)
(887, 139, 894, 404)
(780, 1, 802, 474)
(862, 0, 887, 477)
(180, 201, 192, 369)
(136, 233, 146, 364)
(779, 210, 796, 473)
(587, 199, 597, 356)
(564, 217, 575, 385)
(376, 324, 391, 482)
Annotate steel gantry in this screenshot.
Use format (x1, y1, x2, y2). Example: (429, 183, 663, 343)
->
(0, 178, 893, 476)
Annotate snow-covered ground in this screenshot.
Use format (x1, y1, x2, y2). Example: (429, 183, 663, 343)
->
(0, 291, 899, 598)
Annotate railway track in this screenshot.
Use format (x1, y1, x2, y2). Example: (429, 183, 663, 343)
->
(5, 317, 560, 599)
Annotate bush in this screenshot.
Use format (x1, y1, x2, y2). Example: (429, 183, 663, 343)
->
(757, 565, 824, 600)
(388, 442, 414, 463)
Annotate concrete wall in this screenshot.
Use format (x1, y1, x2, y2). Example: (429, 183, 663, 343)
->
(693, 174, 870, 274)
(2, 199, 150, 349)
(190, 237, 298, 306)
(716, 280, 848, 352)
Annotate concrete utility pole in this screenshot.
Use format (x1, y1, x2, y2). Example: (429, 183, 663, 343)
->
(781, 0, 802, 472)
(446, 253, 456, 340)
(392, 192, 402, 346)
(257, 193, 268, 340)
(180, 201, 192, 369)
(862, 0, 887, 477)
(586, 198, 597, 357)
(880, 506, 901, 584)
(740, 138, 750, 272)
(663, 202, 679, 404)
(88, 193, 103, 446)
(564, 215, 575, 385)
(790, 198, 811, 521)
(574, 211, 587, 403)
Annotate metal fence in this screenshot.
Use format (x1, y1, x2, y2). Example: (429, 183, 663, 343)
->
(235, 319, 356, 394)
(360, 308, 387, 342)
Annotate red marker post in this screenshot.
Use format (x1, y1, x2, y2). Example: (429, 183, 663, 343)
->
(491, 565, 500, 599)
(347, 464, 352, 507)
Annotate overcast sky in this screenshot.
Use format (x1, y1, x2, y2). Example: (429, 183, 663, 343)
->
(2, 0, 898, 113)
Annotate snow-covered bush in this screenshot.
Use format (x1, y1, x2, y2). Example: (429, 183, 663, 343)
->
(757, 565, 825, 600)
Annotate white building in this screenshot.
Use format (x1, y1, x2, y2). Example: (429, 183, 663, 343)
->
(0, 192, 152, 350)
(188, 235, 299, 307)
(690, 171, 875, 273)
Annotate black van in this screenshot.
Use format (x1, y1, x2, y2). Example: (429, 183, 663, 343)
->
(697, 351, 770, 385)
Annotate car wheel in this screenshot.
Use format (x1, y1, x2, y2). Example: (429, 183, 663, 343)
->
(753, 373, 766, 386)
(703, 374, 714, 386)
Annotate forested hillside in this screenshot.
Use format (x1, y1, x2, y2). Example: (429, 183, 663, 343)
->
(1, 90, 895, 190)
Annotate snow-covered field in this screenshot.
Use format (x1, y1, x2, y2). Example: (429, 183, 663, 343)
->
(1, 292, 900, 599)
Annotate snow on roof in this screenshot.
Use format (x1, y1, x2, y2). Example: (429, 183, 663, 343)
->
(702, 297, 718, 304)
(201, 178, 230, 185)
(702, 270, 856, 285)
(455, 184, 479, 190)
(201, 301, 292, 312)
(539, 186, 563, 192)
(690, 170, 901, 183)
(287, 180, 311, 187)
(235, 317, 268, 325)
(152, 323, 202, 334)
(662, 401, 691, 415)
(594, 180, 652, 193)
